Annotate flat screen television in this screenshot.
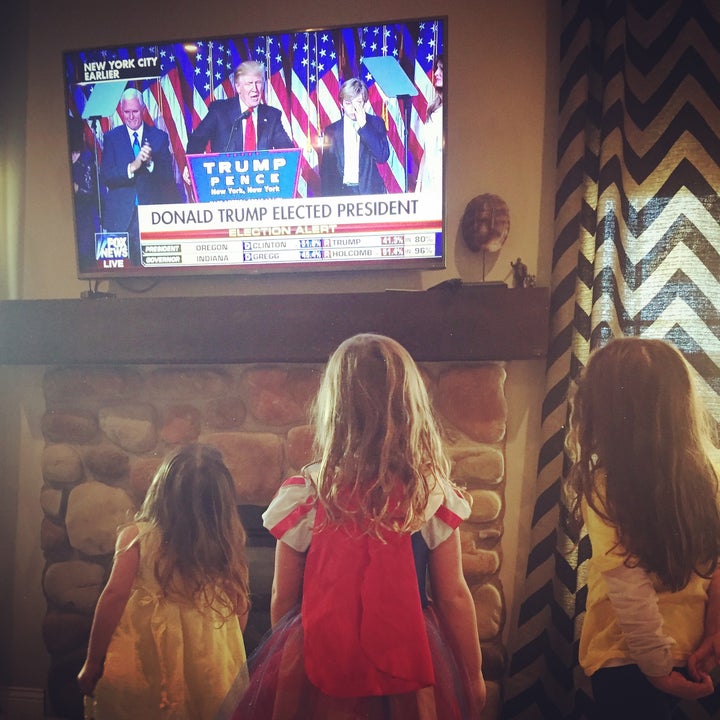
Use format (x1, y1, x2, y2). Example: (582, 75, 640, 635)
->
(63, 17, 446, 279)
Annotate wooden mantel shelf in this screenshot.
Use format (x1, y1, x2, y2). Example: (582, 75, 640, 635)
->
(0, 284, 549, 365)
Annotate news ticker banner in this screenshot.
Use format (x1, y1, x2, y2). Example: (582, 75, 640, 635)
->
(130, 192, 443, 268)
(186, 149, 302, 201)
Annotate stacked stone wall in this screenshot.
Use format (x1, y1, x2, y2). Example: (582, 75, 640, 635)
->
(37, 362, 508, 719)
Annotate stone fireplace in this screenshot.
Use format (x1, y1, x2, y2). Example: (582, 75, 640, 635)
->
(0, 285, 549, 720)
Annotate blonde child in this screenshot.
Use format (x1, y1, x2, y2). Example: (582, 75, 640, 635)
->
(224, 333, 485, 719)
(566, 337, 720, 718)
(77, 444, 250, 719)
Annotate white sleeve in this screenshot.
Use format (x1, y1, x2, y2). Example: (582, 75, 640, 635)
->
(261, 476, 316, 553)
(602, 563, 675, 677)
(421, 484, 471, 550)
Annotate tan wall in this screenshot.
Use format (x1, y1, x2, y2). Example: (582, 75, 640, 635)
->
(3, 0, 557, 698)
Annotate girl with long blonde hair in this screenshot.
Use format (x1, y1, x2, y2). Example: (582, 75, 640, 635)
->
(225, 333, 485, 719)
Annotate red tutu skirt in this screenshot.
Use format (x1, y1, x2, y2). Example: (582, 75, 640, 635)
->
(220, 604, 480, 720)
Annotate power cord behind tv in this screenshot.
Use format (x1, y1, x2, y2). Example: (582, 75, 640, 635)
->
(80, 280, 115, 299)
(79, 277, 161, 298)
(114, 277, 161, 293)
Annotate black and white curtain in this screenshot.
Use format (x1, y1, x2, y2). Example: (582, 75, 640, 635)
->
(504, 1, 720, 718)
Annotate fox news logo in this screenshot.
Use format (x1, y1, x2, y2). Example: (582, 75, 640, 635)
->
(96, 233, 129, 260)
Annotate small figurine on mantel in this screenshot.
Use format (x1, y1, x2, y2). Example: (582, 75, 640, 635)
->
(510, 257, 536, 288)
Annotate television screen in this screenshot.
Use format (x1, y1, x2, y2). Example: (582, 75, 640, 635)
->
(63, 17, 446, 278)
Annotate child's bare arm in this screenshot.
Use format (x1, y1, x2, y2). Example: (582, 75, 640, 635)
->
(270, 540, 305, 625)
(236, 564, 251, 632)
(703, 568, 720, 637)
(77, 525, 140, 695)
(689, 568, 720, 679)
(428, 529, 486, 715)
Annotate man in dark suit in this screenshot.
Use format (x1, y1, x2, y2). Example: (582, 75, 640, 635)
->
(320, 78, 390, 196)
(186, 60, 294, 155)
(100, 88, 180, 265)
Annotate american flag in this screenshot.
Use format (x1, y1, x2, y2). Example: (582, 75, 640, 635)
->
(414, 21, 443, 112)
(252, 35, 294, 147)
(359, 24, 406, 193)
(312, 31, 342, 136)
(290, 31, 329, 197)
(301, 29, 342, 197)
(65, 19, 445, 200)
(213, 39, 249, 101)
(410, 21, 443, 190)
(154, 48, 189, 146)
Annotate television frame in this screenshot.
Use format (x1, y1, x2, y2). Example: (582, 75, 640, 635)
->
(63, 17, 447, 279)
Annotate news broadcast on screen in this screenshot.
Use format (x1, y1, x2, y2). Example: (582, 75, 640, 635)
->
(63, 17, 447, 278)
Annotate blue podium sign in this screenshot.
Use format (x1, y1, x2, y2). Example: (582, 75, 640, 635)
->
(187, 148, 301, 202)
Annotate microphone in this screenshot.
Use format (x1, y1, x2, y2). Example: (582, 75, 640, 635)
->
(225, 109, 253, 151)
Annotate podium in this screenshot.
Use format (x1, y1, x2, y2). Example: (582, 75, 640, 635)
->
(186, 149, 302, 202)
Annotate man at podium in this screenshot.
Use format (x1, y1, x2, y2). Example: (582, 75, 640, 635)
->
(186, 61, 294, 155)
(320, 79, 390, 196)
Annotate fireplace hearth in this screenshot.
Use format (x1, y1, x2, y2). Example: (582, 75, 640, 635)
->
(3, 285, 549, 720)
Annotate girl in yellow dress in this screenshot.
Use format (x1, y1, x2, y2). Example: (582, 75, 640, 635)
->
(566, 338, 720, 719)
(78, 444, 250, 719)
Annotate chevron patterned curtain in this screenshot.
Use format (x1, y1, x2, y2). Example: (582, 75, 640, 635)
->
(503, 2, 720, 719)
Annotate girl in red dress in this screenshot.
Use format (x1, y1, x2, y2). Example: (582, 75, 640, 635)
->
(221, 333, 486, 720)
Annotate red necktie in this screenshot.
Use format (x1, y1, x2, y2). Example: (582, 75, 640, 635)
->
(244, 112, 256, 151)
